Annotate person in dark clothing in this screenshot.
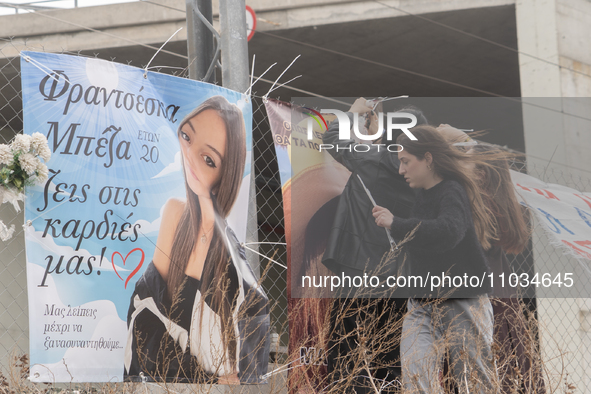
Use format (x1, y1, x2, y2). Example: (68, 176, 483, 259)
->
(321, 98, 428, 393)
(373, 125, 498, 394)
(321, 98, 425, 282)
(436, 126, 545, 393)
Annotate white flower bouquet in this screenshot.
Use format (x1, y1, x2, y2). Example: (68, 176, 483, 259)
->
(0, 132, 51, 192)
(0, 133, 51, 241)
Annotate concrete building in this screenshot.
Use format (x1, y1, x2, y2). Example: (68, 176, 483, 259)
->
(1, 0, 590, 390)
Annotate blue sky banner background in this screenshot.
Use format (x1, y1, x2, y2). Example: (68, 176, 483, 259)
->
(21, 51, 252, 382)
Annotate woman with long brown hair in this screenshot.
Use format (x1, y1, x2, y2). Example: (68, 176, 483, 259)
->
(470, 142, 544, 394)
(124, 96, 269, 384)
(372, 125, 497, 393)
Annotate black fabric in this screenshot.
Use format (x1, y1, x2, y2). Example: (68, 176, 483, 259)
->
(124, 226, 270, 384)
(486, 245, 546, 394)
(327, 298, 405, 393)
(321, 113, 416, 285)
(176, 276, 200, 332)
(389, 179, 491, 298)
(319, 115, 412, 391)
(125, 263, 212, 383)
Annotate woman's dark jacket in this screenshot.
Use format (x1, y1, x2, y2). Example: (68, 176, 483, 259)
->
(124, 226, 270, 384)
(320, 113, 416, 286)
(389, 179, 492, 298)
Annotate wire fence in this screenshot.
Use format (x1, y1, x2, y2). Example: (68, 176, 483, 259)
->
(251, 95, 288, 352)
(1, 45, 591, 393)
(0, 48, 29, 368)
(0, 46, 289, 377)
(509, 158, 591, 394)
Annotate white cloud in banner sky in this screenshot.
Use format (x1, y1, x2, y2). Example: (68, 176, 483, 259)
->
(30, 313, 126, 382)
(27, 263, 125, 383)
(25, 226, 128, 272)
(86, 58, 119, 91)
(152, 151, 181, 179)
(236, 97, 250, 112)
(119, 173, 250, 242)
(120, 214, 162, 238)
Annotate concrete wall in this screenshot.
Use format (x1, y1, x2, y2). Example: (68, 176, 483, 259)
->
(0, 0, 515, 59)
(516, 0, 591, 391)
(0, 207, 28, 373)
(0, 125, 28, 373)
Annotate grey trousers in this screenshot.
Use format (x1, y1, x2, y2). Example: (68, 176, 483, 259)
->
(401, 296, 497, 394)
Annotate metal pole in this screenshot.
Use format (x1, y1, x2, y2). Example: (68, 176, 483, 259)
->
(219, 0, 259, 278)
(219, 0, 249, 92)
(185, 0, 215, 82)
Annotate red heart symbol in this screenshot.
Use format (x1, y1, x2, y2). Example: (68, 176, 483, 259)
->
(111, 248, 145, 289)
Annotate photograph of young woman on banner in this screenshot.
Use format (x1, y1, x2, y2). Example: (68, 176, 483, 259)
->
(21, 51, 269, 384)
(124, 96, 270, 384)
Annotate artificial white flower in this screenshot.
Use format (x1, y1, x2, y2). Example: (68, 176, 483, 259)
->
(35, 161, 49, 183)
(0, 144, 13, 165)
(31, 132, 48, 153)
(18, 152, 37, 176)
(11, 134, 31, 154)
(0, 221, 15, 241)
(1, 186, 24, 212)
(39, 145, 51, 162)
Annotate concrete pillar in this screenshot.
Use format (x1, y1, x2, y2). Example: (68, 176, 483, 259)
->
(516, 0, 591, 391)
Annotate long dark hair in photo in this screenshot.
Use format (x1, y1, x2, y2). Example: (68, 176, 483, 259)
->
(397, 125, 497, 250)
(472, 144, 531, 254)
(167, 95, 246, 368)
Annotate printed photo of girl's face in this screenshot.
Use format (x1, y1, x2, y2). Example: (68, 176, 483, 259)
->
(179, 109, 227, 197)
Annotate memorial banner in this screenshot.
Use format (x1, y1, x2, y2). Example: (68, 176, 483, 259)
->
(511, 170, 591, 262)
(265, 99, 344, 393)
(22, 51, 269, 383)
